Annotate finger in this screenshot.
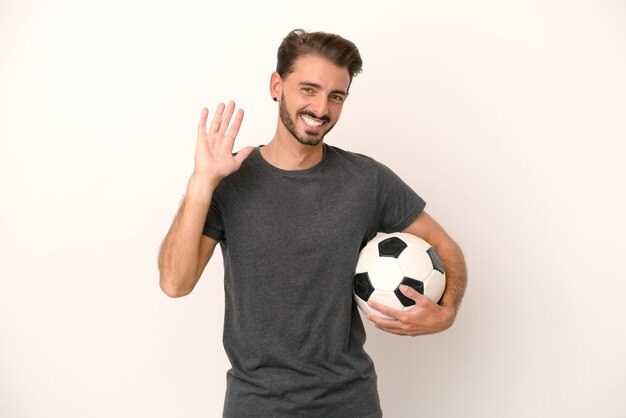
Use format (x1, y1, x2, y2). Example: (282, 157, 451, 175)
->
(218, 101, 236, 134)
(368, 313, 399, 328)
(209, 102, 226, 134)
(400, 285, 434, 307)
(380, 327, 409, 336)
(225, 108, 244, 138)
(233, 146, 254, 165)
(367, 299, 404, 321)
(367, 314, 408, 335)
(197, 107, 208, 135)
(399, 284, 424, 302)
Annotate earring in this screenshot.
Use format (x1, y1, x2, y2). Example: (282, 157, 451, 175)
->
(273, 97, 277, 102)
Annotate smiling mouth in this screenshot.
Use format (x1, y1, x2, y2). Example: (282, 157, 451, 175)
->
(300, 114, 325, 128)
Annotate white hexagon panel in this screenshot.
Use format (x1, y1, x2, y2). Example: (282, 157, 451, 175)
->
(353, 232, 446, 320)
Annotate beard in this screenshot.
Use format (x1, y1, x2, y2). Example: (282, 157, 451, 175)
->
(279, 94, 336, 146)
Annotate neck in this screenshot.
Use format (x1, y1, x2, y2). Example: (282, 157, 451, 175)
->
(260, 128, 324, 170)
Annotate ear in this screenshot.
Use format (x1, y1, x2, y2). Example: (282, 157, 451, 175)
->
(269, 71, 282, 101)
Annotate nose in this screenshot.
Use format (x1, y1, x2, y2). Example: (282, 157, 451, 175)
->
(310, 95, 329, 118)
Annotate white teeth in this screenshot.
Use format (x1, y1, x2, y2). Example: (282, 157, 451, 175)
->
(301, 114, 323, 127)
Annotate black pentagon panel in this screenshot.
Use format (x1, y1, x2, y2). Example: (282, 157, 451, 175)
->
(395, 288, 415, 307)
(401, 277, 424, 294)
(378, 237, 407, 258)
(395, 277, 424, 307)
(354, 273, 375, 301)
(427, 247, 445, 274)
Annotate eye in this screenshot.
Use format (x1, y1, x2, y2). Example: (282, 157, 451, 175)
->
(330, 94, 344, 103)
(302, 87, 314, 94)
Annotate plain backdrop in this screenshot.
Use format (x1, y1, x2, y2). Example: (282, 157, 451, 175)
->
(1, 0, 625, 417)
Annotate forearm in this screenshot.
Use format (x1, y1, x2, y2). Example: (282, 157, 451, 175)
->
(158, 174, 216, 296)
(437, 239, 467, 316)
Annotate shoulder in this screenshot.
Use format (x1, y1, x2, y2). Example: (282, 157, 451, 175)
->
(327, 144, 376, 164)
(213, 148, 261, 197)
(325, 145, 385, 171)
(327, 146, 417, 196)
(326, 145, 396, 181)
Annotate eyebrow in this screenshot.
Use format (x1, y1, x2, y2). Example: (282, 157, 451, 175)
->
(299, 81, 348, 96)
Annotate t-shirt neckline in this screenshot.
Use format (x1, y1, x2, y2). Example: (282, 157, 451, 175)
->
(250, 143, 329, 177)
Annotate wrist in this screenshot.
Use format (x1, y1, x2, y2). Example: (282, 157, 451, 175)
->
(439, 305, 457, 330)
(187, 173, 219, 204)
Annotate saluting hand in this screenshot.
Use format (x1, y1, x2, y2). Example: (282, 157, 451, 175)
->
(194, 101, 254, 187)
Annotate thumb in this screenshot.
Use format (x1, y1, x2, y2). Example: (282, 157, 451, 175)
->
(234, 146, 254, 165)
(399, 284, 428, 303)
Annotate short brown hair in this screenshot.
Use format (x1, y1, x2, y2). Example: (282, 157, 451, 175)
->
(276, 29, 363, 84)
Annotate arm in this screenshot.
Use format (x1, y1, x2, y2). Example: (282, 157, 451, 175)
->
(158, 178, 219, 297)
(158, 102, 253, 297)
(367, 210, 468, 336)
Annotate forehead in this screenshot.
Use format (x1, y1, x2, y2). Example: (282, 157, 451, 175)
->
(285, 54, 351, 91)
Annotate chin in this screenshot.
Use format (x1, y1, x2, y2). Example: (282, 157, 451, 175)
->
(296, 133, 324, 146)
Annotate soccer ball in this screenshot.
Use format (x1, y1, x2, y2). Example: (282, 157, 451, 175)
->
(353, 232, 446, 319)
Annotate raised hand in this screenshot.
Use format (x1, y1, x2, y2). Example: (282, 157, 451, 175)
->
(194, 101, 254, 187)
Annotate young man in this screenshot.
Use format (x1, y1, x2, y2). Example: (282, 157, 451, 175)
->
(159, 29, 467, 418)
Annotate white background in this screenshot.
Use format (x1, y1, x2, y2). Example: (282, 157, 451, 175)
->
(1, 0, 625, 417)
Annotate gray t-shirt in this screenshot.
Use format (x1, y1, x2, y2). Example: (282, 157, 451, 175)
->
(203, 144, 425, 417)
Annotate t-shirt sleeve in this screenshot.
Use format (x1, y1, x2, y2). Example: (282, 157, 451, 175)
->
(375, 162, 426, 232)
(202, 190, 225, 242)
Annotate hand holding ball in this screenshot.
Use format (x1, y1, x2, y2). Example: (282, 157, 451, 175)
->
(353, 232, 446, 319)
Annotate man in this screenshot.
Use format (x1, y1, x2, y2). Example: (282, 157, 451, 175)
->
(159, 29, 467, 418)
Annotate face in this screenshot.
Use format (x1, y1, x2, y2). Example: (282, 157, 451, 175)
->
(274, 55, 351, 146)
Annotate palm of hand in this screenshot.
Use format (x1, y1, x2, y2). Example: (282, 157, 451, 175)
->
(194, 102, 253, 184)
